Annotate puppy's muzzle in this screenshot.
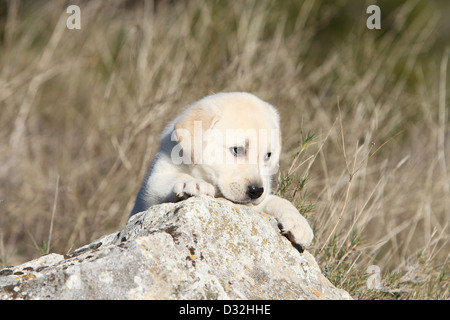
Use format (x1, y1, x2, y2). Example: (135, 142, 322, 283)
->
(247, 185, 264, 200)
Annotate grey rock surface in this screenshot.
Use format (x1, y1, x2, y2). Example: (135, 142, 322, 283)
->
(0, 196, 351, 300)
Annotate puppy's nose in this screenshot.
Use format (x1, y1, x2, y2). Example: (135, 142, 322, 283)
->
(247, 185, 264, 200)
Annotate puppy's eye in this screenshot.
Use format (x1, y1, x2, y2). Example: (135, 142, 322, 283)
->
(264, 152, 272, 161)
(230, 146, 245, 157)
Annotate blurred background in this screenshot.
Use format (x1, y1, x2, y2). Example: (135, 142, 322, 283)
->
(0, 0, 448, 299)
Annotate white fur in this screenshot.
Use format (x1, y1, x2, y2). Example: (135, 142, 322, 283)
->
(131, 92, 313, 248)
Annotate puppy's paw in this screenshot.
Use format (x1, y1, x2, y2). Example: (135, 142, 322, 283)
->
(278, 213, 314, 250)
(174, 179, 215, 200)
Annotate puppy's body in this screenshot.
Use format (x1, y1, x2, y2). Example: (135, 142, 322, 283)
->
(131, 92, 314, 248)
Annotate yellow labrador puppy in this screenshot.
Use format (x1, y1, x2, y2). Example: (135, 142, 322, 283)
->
(130, 92, 314, 249)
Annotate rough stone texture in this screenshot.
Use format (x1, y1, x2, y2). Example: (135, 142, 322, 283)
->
(0, 196, 351, 300)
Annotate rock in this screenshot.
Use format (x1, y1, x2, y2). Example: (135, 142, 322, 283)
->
(0, 196, 351, 300)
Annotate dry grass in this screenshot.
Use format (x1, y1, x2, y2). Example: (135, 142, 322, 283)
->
(0, 0, 448, 299)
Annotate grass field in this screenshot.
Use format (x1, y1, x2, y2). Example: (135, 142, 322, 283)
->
(0, 0, 448, 299)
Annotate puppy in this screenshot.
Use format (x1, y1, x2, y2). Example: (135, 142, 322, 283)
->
(130, 92, 314, 249)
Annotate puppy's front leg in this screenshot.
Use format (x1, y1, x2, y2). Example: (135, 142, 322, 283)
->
(173, 176, 216, 200)
(137, 171, 216, 212)
(256, 194, 314, 249)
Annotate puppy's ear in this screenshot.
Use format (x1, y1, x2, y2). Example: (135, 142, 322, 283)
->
(173, 104, 220, 164)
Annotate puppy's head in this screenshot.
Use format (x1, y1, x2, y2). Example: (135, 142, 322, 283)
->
(172, 92, 281, 205)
